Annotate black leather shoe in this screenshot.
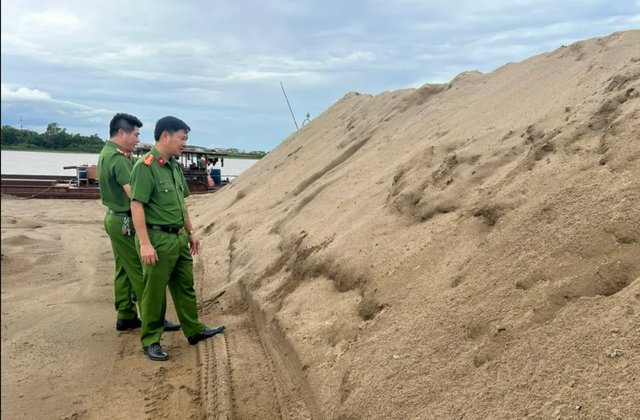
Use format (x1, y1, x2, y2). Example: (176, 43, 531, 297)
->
(143, 343, 169, 361)
(116, 318, 142, 331)
(164, 320, 181, 331)
(187, 326, 226, 345)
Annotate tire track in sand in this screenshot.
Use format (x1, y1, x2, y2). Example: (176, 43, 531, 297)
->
(195, 258, 232, 419)
(198, 234, 317, 419)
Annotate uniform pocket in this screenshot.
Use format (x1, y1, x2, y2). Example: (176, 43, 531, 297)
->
(156, 182, 178, 204)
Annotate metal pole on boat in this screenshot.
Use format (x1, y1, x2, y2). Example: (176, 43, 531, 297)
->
(280, 82, 299, 131)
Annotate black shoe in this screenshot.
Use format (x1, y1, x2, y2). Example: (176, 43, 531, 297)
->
(187, 326, 226, 345)
(116, 318, 142, 331)
(164, 320, 181, 332)
(143, 343, 169, 361)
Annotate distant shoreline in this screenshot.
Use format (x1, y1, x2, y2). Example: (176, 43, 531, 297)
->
(1, 147, 264, 159)
(1, 147, 99, 154)
(225, 154, 265, 160)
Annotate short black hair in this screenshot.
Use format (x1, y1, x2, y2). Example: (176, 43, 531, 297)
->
(109, 113, 143, 138)
(154, 116, 191, 141)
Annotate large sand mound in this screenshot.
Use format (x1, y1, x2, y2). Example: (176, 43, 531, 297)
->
(187, 30, 640, 419)
(1, 30, 638, 420)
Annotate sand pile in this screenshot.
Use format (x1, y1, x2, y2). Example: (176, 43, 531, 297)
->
(4, 30, 637, 420)
(186, 30, 640, 419)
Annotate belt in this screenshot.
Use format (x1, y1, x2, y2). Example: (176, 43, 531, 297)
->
(146, 224, 184, 234)
(107, 208, 131, 217)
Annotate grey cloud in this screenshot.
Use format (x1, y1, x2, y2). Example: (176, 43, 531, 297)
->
(1, 0, 637, 150)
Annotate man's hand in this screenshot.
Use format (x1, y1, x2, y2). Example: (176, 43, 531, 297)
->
(140, 242, 158, 265)
(189, 233, 200, 256)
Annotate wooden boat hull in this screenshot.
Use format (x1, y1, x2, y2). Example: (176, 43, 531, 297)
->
(1, 175, 228, 199)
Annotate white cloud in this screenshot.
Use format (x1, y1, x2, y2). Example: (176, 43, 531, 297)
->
(223, 70, 326, 83)
(1, 85, 52, 101)
(1, 84, 114, 125)
(21, 10, 84, 30)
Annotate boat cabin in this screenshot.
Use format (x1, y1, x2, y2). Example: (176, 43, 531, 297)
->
(134, 146, 229, 192)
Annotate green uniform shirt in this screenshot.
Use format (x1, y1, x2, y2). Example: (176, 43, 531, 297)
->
(98, 140, 135, 212)
(130, 146, 190, 228)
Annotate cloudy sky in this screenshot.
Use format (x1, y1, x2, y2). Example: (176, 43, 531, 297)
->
(1, 1, 638, 151)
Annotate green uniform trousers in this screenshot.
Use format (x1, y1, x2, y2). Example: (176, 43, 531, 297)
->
(137, 229, 205, 347)
(103, 213, 146, 320)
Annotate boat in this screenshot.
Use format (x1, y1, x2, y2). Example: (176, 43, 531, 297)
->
(1, 174, 100, 199)
(1, 148, 235, 199)
(132, 146, 235, 193)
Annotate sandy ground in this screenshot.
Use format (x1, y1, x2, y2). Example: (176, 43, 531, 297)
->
(2, 30, 640, 420)
(0, 196, 218, 420)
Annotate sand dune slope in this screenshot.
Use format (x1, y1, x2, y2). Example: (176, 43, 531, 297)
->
(188, 30, 640, 419)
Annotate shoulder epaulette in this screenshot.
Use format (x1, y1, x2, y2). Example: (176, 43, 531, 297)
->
(115, 148, 130, 158)
(142, 154, 155, 166)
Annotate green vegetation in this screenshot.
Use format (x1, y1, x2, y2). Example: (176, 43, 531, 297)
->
(226, 152, 267, 159)
(1, 123, 105, 153)
(185, 146, 267, 159)
(1, 123, 268, 158)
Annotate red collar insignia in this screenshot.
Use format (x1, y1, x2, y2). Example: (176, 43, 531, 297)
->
(157, 157, 165, 166)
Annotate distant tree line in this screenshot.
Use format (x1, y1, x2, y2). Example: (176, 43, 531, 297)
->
(1, 123, 106, 153)
(1, 122, 265, 157)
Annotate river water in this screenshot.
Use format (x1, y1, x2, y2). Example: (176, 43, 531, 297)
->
(1, 150, 258, 177)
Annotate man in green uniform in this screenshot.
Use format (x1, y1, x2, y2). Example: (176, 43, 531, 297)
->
(98, 113, 181, 332)
(129, 115, 225, 361)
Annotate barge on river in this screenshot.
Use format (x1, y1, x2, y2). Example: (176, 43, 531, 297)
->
(1, 149, 234, 199)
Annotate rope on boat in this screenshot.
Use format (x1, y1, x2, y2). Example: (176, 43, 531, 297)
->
(27, 180, 61, 198)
